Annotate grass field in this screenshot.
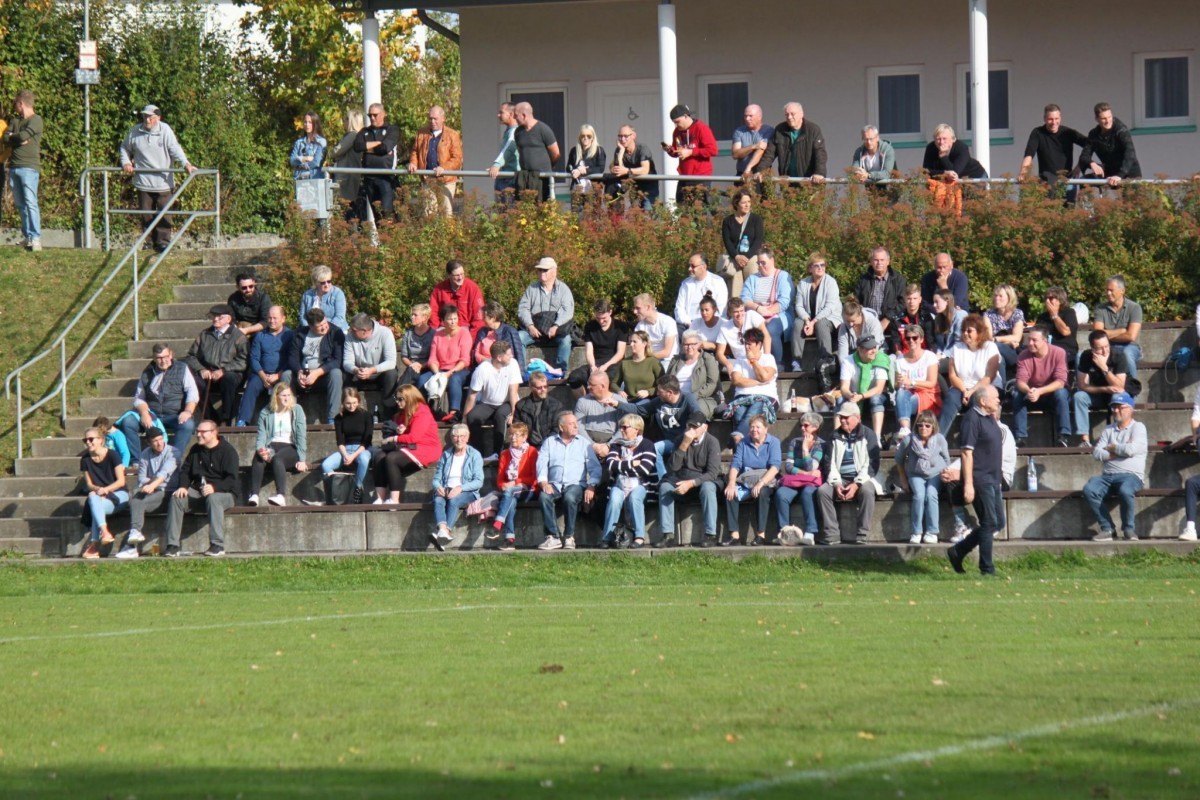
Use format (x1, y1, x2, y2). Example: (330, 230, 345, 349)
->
(1, 552, 1198, 799)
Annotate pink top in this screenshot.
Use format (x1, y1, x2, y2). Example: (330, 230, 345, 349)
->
(429, 327, 472, 372)
(1015, 344, 1068, 389)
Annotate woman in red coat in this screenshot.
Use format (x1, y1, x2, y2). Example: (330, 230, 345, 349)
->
(373, 384, 443, 504)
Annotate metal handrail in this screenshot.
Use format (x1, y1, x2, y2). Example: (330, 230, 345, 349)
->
(80, 166, 222, 251)
(5, 167, 220, 457)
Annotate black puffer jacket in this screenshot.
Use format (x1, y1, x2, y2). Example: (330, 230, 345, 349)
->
(1079, 117, 1142, 179)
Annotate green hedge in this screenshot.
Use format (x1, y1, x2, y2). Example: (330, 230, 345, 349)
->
(271, 181, 1200, 329)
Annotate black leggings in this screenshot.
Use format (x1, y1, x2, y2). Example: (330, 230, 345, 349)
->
(374, 448, 423, 493)
(250, 442, 299, 495)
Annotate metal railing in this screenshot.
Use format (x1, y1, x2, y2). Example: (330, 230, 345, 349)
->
(5, 167, 221, 457)
(81, 166, 222, 250)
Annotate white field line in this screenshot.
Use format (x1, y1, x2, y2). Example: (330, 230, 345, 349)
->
(0, 594, 1195, 646)
(688, 698, 1200, 800)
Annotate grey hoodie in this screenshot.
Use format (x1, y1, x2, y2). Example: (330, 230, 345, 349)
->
(119, 120, 191, 192)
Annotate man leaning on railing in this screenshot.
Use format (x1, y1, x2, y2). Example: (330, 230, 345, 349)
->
(118, 104, 196, 253)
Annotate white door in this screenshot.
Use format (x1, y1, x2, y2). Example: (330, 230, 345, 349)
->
(586, 79, 666, 171)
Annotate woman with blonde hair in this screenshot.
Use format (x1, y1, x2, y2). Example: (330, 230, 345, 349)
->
(939, 313, 1001, 434)
(601, 414, 657, 548)
(298, 264, 348, 331)
(567, 124, 607, 204)
(894, 410, 950, 544)
(248, 382, 309, 507)
(922, 123, 987, 214)
(374, 384, 443, 504)
(331, 108, 365, 207)
(985, 283, 1025, 377)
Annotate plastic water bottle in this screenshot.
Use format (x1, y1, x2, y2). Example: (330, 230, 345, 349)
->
(1026, 456, 1038, 492)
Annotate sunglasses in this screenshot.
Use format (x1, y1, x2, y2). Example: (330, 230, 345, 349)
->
(809, 263, 826, 269)
(239, 284, 256, 291)
(905, 335, 922, 341)
(82, 436, 99, 443)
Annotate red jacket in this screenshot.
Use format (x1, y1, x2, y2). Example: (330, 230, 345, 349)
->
(430, 277, 485, 336)
(496, 445, 539, 492)
(393, 402, 443, 468)
(671, 119, 718, 176)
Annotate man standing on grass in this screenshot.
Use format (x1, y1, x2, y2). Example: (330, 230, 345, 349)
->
(947, 384, 1004, 576)
(4, 90, 43, 251)
(1083, 392, 1147, 542)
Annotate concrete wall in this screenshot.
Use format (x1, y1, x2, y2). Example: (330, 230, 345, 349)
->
(457, 0, 1198, 200)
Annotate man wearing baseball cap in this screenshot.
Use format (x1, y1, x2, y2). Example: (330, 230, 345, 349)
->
(118, 104, 197, 252)
(516, 257, 576, 374)
(817, 403, 881, 545)
(665, 104, 717, 205)
(1082, 391, 1147, 542)
(182, 305, 248, 426)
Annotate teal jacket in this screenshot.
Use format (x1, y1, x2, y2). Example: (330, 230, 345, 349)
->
(432, 446, 485, 493)
(254, 404, 308, 462)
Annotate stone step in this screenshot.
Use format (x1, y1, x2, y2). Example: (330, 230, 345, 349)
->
(125, 339, 193, 360)
(80, 396, 144, 418)
(51, 491, 1194, 559)
(194, 247, 277, 267)
(14, 457, 83, 478)
(173, 283, 238, 304)
(142, 318, 208, 340)
(188, 263, 270, 284)
(0, 476, 82, 495)
(0, 536, 62, 556)
(0, 496, 88, 518)
(157, 302, 224, 321)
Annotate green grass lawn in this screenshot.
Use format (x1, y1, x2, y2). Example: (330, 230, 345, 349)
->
(1, 553, 1197, 799)
(0, 247, 190, 475)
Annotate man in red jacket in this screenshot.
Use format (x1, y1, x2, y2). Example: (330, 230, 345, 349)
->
(666, 104, 717, 206)
(429, 259, 485, 338)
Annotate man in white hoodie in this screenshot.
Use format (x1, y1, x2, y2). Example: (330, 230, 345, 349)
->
(119, 105, 196, 252)
(342, 313, 398, 419)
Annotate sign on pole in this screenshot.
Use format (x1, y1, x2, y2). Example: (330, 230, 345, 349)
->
(74, 69, 100, 85)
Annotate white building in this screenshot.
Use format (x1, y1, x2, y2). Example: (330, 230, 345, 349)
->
(357, 0, 1197, 198)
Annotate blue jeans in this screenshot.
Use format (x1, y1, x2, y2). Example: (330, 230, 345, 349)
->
(731, 395, 775, 439)
(908, 474, 942, 535)
(9, 167, 41, 240)
(1113, 343, 1142, 377)
(658, 479, 718, 541)
(434, 489, 479, 530)
(726, 484, 774, 536)
(895, 389, 920, 426)
(1010, 387, 1070, 440)
(87, 491, 129, 541)
(236, 372, 292, 426)
(764, 316, 789, 364)
(1072, 390, 1104, 436)
(602, 483, 648, 540)
(417, 370, 469, 412)
(938, 387, 965, 435)
(539, 483, 584, 538)
(118, 410, 196, 455)
(496, 486, 535, 536)
(774, 484, 819, 532)
(1082, 472, 1143, 536)
(518, 329, 573, 373)
(320, 445, 370, 486)
(949, 483, 1003, 575)
(654, 440, 676, 479)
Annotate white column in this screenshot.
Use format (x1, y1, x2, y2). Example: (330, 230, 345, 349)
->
(969, 0, 990, 176)
(363, 11, 382, 116)
(658, 1, 678, 206)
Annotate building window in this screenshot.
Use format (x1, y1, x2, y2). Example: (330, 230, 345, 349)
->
(503, 83, 568, 169)
(1134, 52, 1193, 128)
(956, 64, 1012, 140)
(867, 67, 922, 143)
(697, 76, 750, 143)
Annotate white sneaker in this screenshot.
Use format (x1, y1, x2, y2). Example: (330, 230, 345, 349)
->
(563, 536, 576, 550)
(434, 528, 453, 544)
(537, 536, 563, 551)
(801, 532, 815, 546)
(922, 532, 939, 544)
(1180, 522, 1197, 542)
(908, 533, 922, 544)
(482, 454, 500, 466)
(372, 497, 384, 505)
(895, 427, 911, 441)
(28, 239, 42, 252)
(126, 529, 145, 544)
(114, 546, 139, 559)
(267, 494, 286, 507)
(950, 522, 972, 544)
(1092, 530, 1115, 542)
(302, 499, 324, 506)
(248, 494, 260, 507)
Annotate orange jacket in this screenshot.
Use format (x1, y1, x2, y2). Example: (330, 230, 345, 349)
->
(409, 126, 463, 184)
(496, 445, 539, 492)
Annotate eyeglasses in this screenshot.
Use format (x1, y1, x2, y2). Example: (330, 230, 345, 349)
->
(905, 335, 922, 342)
(916, 423, 933, 428)
(809, 263, 826, 269)
(368, 112, 383, 118)
(197, 428, 216, 435)
(318, 280, 332, 286)
(82, 436, 98, 443)
(616, 134, 631, 139)
(619, 424, 638, 430)
(239, 284, 256, 291)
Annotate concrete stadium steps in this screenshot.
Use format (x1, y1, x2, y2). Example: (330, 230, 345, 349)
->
(157, 302, 229, 321)
(53, 490, 1194, 559)
(126, 338, 193, 360)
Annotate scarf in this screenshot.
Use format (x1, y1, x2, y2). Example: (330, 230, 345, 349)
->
(505, 443, 529, 483)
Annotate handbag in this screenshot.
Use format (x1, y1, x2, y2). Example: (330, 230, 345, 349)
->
(780, 471, 822, 489)
(737, 468, 778, 489)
